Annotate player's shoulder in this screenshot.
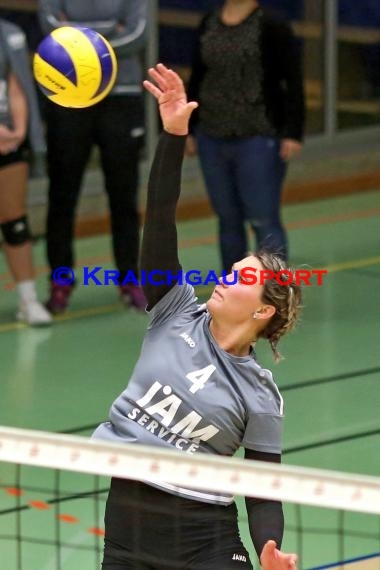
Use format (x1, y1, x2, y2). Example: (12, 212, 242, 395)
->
(192, 300, 208, 317)
(241, 359, 283, 407)
(256, 365, 283, 414)
(147, 283, 206, 330)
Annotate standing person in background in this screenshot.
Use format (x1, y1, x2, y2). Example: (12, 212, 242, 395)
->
(0, 18, 51, 326)
(187, 0, 305, 272)
(38, 0, 148, 314)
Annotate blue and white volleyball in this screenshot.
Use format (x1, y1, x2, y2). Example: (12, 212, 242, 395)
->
(33, 26, 117, 108)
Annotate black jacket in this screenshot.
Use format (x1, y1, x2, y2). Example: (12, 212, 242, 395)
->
(187, 9, 305, 142)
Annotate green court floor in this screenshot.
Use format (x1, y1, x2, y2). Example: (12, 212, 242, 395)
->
(1, 189, 380, 569)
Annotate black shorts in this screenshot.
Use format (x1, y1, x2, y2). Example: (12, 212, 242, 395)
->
(0, 142, 29, 169)
(102, 478, 253, 570)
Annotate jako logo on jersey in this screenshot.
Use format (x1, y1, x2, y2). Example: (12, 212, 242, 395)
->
(180, 332, 196, 348)
(232, 554, 247, 562)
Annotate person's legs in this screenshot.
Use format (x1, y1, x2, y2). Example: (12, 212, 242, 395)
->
(235, 136, 288, 260)
(196, 131, 247, 272)
(0, 159, 51, 325)
(45, 102, 94, 312)
(96, 96, 146, 309)
(0, 162, 33, 280)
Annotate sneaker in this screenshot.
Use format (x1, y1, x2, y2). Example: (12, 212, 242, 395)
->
(119, 284, 147, 311)
(17, 300, 52, 326)
(46, 283, 73, 315)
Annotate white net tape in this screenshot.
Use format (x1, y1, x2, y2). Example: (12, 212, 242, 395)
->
(1, 426, 379, 514)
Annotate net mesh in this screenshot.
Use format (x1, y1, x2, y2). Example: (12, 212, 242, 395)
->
(1, 426, 379, 570)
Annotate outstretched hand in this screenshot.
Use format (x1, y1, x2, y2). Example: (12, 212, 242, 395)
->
(143, 63, 198, 136)
(260, 540, 298, 570)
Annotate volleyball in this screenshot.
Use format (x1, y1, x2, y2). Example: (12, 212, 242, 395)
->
(33, 26, 117, 108)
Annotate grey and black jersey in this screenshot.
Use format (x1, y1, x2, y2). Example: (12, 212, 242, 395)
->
(94, 282, 283, 504)
(94, 128, 286, 554)
(94, 132, 284, 506)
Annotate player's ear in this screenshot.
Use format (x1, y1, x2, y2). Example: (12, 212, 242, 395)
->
(252, 305, 276, 320)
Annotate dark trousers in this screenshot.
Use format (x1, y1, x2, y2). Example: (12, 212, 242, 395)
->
(196, 131, 287, 272)
(45, 95, 144, 282)
(102, 478, 252, 570)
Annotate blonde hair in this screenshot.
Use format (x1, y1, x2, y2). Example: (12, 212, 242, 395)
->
(255, 251, 302, 362)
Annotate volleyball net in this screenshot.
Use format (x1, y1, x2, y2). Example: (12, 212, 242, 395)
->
(1, 426, 379, 570)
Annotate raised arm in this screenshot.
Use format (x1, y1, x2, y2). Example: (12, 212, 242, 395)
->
(141, 64, 198, 308)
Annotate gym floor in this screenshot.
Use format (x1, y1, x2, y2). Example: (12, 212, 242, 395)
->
(1, 189, 380, 569)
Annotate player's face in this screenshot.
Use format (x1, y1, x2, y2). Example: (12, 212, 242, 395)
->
(207, 255, 266, 322)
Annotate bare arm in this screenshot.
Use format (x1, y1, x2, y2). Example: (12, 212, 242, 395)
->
(8, 72, 28, 140)
(0, 72, 28, 155)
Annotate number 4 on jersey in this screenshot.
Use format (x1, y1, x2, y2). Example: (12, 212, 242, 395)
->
(186, 365, 216, 394)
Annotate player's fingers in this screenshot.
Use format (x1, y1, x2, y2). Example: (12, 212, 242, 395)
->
(156, 62, 176, 82)
(148, 67, 168, 91)
(287, 554, 298, 569)
(186, 102, 199, 112)
(142, 80, 162, 100)
(181, 102, 198, 122)
(265, 540, 277, 551)
(155, 63, 185, 95)
(156, 62, 170, 73)
(148, 66, 170, 91)
(260, 540, 277, 563)
(165, 68, 185, 90)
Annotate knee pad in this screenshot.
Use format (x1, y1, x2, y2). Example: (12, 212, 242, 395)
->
(1, 216, 31, 245)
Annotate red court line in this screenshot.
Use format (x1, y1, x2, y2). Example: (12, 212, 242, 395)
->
(2, 485, 104, 535)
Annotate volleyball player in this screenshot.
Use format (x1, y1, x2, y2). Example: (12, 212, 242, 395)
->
(0, 19, 51, 325)
(93, 64, 301, 570)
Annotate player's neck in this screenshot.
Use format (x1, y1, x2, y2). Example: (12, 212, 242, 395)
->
(209, 319, 255, 357)
(221, 0, 259, 26)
